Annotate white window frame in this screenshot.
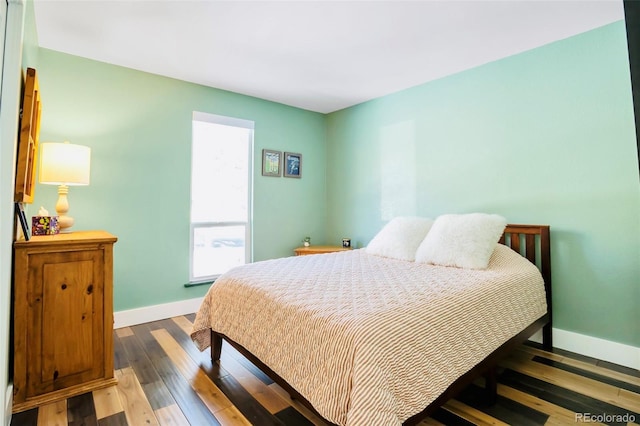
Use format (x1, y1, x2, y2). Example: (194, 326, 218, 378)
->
(189, 111, 254, 283)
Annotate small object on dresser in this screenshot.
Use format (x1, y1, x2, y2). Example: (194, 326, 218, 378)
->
(342, 238, 351, 248)
(15, 203, 30, 241)
(32, 216, 59, 235)
(303, 236, 311, 247)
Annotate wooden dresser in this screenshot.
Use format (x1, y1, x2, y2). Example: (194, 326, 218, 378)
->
(12, 231, 117, 412)
(294, 245, 352, 256)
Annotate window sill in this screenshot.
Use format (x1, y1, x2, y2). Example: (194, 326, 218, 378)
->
(184, 279, 216, 288)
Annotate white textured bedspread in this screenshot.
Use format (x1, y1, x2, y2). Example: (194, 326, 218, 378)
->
(191, 244, 547, 426)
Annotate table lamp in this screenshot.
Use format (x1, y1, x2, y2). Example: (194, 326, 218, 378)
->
(39, 141, 91, 232)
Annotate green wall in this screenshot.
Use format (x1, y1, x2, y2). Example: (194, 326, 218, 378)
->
(34, 49, 327, 311)
(326, 22, 640, 347)
(31, 21, 639, 347)
(22, 0, 38, 66)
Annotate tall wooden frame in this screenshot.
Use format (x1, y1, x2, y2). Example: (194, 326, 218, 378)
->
(14, 67, 41, 204)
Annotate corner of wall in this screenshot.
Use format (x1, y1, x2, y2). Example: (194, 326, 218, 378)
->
(0, 1, 27, 424)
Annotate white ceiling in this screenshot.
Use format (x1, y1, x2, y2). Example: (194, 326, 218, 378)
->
(33, 0, 625, 114)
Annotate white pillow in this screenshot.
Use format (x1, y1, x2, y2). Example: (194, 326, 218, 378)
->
(415, 213, 507, 269)
(366, 216, 434, 261)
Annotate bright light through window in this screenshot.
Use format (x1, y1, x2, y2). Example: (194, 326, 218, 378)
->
(190, 112, 253, 281)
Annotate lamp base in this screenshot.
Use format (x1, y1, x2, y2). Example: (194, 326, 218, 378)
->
(56, 215, 74, 233)
(55, 185, 75, 233)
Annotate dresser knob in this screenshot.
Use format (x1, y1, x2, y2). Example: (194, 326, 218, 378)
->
(87, 284, 93, 295)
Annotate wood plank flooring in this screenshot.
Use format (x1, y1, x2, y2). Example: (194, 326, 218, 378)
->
(11, 314, 640, 426)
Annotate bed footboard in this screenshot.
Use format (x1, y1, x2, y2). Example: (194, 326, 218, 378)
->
(210, 329, 324, 419)
(211, 330, 222, 362)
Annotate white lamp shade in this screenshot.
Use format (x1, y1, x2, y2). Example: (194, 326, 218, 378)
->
(39, 142, 91, 186)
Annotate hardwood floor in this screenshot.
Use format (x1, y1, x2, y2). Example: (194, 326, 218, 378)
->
(11, 314, 640, 426)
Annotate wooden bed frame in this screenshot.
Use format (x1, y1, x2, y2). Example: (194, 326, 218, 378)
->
(210, 224, 552, 425)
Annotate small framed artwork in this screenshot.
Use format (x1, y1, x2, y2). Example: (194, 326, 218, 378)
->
(284, 152, 302, 178)
(262, 149, 281, 177)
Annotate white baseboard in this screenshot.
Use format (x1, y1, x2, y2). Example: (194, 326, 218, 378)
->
(552, 328, 640, 370)
(114, 297, 203, 329)
(114, 298, 640, 371)
(4, 384, 12, 426)
(529, 327, 640, 370)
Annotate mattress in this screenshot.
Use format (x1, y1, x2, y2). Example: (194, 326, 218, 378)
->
(191, 244, 547, 425)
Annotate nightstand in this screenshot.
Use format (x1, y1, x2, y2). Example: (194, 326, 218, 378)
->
(12, 231, 117, 412)
(294, 245, 352, 256)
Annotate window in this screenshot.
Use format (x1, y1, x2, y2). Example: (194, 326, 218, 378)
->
(190, 112, 253, 282)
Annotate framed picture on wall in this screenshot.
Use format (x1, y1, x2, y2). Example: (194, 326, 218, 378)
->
(14, 68, 41, 204)
(284, 152, 302, 178)
(262, 149, 281, 177)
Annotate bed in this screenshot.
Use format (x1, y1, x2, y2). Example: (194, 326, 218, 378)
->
(191, 221, 552, 426)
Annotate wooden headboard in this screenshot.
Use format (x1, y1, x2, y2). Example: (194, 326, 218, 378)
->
(500, 224, 552, 349)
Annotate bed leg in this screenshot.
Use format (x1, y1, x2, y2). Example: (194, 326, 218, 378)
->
(542, 323, 553, 352)
(484, 367, 498, 406)
(211, 330, 222, 363)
